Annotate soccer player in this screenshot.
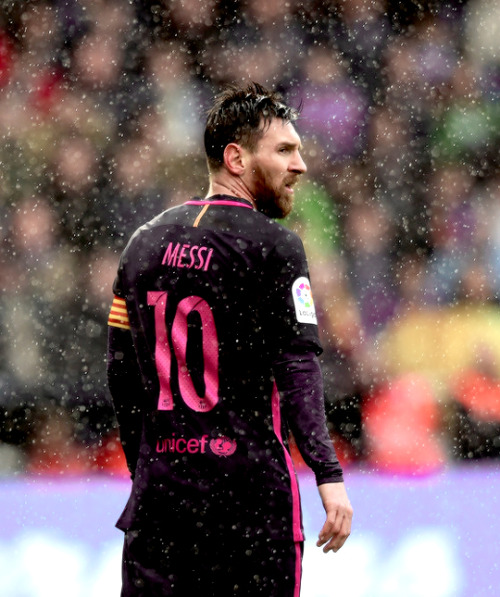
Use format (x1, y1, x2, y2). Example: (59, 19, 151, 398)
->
(107, 82, 353, 597)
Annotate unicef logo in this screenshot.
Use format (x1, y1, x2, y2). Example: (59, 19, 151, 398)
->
(295, 281, 314, 308)
(210, 436, 237, 457)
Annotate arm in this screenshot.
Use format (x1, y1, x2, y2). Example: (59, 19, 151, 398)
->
(107, 324, 145, 478)
(273, 350, 353, 552)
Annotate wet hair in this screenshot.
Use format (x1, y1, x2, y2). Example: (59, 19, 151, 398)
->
(204, 82, 299, 172)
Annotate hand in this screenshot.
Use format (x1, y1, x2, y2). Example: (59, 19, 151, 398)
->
(316, 482, 353, 553)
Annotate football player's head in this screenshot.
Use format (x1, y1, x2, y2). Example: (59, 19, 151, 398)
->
(204, 82, 299, 173)
(204, 83, 306, 218)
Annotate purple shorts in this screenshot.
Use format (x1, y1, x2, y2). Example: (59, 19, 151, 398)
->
(120, 527, 304, 597)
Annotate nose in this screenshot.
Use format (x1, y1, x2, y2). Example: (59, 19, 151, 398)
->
(291, 150, 307, 174)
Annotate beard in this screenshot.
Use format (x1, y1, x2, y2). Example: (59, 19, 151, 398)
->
(252, 163, 295, 219)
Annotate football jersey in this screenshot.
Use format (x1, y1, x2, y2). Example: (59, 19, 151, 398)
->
(108, 194, 342, 541)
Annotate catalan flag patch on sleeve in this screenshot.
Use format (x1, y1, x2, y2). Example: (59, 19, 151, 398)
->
(108, 295, 131, 330)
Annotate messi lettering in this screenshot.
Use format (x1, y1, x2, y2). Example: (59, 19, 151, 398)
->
(162, 242, 214, 271)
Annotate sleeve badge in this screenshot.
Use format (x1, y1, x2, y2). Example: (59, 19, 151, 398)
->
(292, 277, 318, 325)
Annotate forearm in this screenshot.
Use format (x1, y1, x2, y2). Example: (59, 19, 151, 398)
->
(273, 350, 343, 484)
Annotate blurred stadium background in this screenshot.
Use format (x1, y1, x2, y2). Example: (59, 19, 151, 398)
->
(1, 1, 500, 595)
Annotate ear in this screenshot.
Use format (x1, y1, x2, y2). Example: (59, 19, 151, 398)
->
(223, 143, 246, 176)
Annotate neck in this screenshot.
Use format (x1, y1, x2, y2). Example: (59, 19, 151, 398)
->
(206, 172, 256, 208)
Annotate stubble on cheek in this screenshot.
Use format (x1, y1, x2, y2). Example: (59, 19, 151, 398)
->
(253, 167, 294, 219)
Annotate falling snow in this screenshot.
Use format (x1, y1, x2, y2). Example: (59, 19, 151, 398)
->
(0, 1, 499, 594)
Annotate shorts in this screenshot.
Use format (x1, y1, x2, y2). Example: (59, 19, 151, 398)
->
(120, 526, 304, 597)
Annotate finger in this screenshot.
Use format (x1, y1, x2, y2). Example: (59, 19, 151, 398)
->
(327, 522, 351, 553)
(317, 517, 351, 552)
(322, 531, 347, 553)
(316, 520, 336, 547)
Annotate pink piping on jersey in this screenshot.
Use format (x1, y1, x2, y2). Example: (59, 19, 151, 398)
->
(294, 541, 303, 597)
(271, 382, 304, 544)
(185, 200, 254, 209)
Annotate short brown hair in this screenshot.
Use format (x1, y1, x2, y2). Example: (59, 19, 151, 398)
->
(204, 82, 299, 172)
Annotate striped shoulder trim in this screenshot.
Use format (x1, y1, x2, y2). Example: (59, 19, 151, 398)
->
(108, 295, 130, 330)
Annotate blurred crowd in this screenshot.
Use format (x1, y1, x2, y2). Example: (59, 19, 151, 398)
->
(1, 0, 500, 477)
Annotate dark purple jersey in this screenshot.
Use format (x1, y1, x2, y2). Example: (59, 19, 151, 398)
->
(107, 195, 343, 541)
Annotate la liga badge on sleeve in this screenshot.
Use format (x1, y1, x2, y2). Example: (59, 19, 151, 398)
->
(292, 277, 318, 325)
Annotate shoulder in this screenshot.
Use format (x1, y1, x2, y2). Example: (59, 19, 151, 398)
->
(266, 217, 307, 257)
(121, 204, 183, 249)
(251, 211, 305, 248)
(242, 215, 309, 278)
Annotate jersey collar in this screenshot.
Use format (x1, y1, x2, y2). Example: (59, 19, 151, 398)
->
(186, 195, 255, 209)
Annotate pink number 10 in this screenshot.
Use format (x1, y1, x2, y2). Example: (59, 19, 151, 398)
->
(148, 291, 220, 412)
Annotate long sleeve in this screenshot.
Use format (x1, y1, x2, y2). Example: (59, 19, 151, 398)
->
(273, 350, 344, 485)
(107, 325, 145, 478)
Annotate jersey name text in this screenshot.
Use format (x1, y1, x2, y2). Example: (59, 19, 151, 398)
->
(162, 242, 214, 271)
